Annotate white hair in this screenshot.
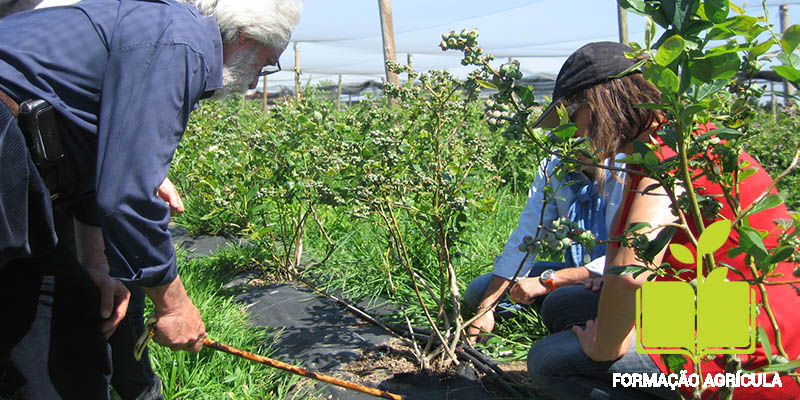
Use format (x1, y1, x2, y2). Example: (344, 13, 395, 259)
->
(186, 0, 301, 50)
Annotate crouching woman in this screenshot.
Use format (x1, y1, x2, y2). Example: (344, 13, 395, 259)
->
(526, 42, 800, 400)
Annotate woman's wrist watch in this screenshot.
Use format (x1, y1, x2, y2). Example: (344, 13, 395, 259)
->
(539, 268, 557, 292)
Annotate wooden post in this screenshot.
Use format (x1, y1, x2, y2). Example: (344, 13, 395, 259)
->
(378, 0, 399, 105)
(406, 53, 413, 82)
(772, 81, 778, 122)
(268, 75, 269, 111)
(617, 4, 629, 45)
(294, 41, 301, 100)
(781, 4, 796, 104)
(337, 74, 343, 111)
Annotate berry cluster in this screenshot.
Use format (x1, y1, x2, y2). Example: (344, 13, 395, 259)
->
(497, 61, 523, 81)
(439, 29, 484, 66)
(484, 98, 512, 130)
(517, 217, 597, 260)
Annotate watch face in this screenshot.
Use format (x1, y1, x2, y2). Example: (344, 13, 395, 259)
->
(541, 269, 554, 280)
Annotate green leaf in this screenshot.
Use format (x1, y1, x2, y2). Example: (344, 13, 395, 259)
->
(550, 124, 578, 143)
(663, 0, 697, 32)
(643, 63, 679, 94)
(476, 79, 498, 90)
(642, 225, 679, 261)
(697, 219, 732, 256)
(661, 354, 688, 373)
(759, 359, 800, 373)
(656, 35, 686, 66)
(782, 24, 800, 54)
(696, 80, 727, 100)
(626, 221, 651, 233)
(514, 86, 536, 108)
(643, 151, 660, 167)
(722, 15, 760, 36)
(749, 194, 783, 216)
(702, 0, 729, 23)
(680, 104, 708, 119)
(749, 39, 775, 59)
(619, 0, 646, 14)
(769, 246, 796, 265)
(739, 227, 770, 263)
(739, 166, 758, 182)
(691, 53, 741, 83)
(670, 243, 695, 264)
(774, 65, 800, 85)
(607, 265, 647, 275)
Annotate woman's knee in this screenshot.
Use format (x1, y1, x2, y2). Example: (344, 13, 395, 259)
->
(527, 331, 576, 380)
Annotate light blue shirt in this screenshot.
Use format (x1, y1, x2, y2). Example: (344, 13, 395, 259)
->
(492, 155, 626, 279)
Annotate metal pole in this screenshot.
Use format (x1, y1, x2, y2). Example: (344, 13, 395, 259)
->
(337, 74, 343, 111)
(781, 4, 796, 104)
(378, 0, 399, 105)
(618, 4, 629, 45)
(294, 41, 301, 100)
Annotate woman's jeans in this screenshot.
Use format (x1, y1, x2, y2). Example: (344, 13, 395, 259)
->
(527, 285, 682, 400)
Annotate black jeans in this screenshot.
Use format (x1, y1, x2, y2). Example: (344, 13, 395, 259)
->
(0, 244, 112, 399)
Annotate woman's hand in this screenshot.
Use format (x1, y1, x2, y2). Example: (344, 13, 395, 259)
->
(578, 276, 603, 292)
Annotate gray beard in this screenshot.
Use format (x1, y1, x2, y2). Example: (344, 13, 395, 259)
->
(209, 48, 259, 100)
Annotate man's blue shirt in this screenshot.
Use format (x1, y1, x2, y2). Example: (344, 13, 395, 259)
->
(0, 0, 223, 286)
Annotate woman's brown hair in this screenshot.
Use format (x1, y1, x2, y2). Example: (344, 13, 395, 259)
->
(563, 73, 664, 170)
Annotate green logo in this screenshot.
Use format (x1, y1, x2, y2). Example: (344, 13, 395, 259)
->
(635, 220, 757, 362)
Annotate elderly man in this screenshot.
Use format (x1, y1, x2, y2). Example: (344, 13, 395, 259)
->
(0, 0, 301, 398)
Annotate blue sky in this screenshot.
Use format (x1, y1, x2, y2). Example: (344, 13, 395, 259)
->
(263, 0, 800, 91)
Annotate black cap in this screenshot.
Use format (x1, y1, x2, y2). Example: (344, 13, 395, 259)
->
(532, 41, 638, 129)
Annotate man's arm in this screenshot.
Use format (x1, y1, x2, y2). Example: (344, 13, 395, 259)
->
(466, 275, 513, 343)
(508, 266, 595, 304)
(74, 219, 130, 339)
(467, 158, 559, 342)
(143, 276, 206, 352)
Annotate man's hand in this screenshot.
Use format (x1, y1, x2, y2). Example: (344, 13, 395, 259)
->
(157, 177, 185, 215)
(86, 268, 131, 339)
(144, 275, 206, 352)
(74, 219, 131, 339)
(466, 308, 495, 344)
(509, 277, 548, 304)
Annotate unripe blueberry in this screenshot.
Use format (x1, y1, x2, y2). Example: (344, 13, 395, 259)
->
(794, 267, 800, 278)
(439, 41, 448, 50)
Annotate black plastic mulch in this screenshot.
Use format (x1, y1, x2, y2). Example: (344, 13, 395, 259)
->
(172, 226, 514, 400)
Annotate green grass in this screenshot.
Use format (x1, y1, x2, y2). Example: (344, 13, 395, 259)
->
(114, 247, 306, 400)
